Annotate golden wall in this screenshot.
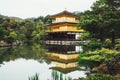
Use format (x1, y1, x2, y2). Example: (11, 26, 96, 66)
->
(52, 17, 79, 23)
(46, 25, 83, 32)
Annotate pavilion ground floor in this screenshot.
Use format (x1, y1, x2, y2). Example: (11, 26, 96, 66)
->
(44, 32, 83, 45)
(46, 32, 82, 40)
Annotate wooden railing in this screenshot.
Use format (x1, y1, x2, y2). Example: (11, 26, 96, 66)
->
(41, 39, 86, 45)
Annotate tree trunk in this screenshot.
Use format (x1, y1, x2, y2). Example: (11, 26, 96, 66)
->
(100, 28, 105, 42)
(100, 36, 105, 42)
(111, 32, 115, 48)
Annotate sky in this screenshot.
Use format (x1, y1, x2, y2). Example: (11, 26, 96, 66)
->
(0, 0, 97, 19)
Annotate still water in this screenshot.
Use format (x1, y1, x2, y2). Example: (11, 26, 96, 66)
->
(0, 44, 90, 80)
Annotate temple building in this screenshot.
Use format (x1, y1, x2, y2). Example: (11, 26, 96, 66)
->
(45, 10, 83, 44)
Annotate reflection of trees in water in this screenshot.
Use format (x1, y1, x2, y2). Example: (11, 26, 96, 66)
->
(0, 44, 49, 66)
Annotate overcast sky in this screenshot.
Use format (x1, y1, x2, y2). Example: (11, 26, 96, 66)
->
(0, 0, 97, 19)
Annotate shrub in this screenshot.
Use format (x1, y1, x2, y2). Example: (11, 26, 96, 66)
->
(81, 74, 115, 80)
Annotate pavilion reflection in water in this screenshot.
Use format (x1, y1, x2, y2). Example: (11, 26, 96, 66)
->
(46, 45, 89, 79)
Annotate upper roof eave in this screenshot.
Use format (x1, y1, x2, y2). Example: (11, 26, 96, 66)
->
(51, 10, 79, 18)
(44, 22, 77, 27)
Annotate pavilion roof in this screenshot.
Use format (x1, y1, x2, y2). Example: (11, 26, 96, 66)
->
(51, 10, 79, 18)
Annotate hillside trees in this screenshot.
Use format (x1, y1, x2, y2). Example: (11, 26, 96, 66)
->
(0, 15, 51, 46)
(0, 18, 21, 46)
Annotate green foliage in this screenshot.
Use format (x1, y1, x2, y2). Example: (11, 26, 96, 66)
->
(79, 47, 120, 74)
(52, 70, 73, 80)
(9, 31, 18, 39)
(78, 0, 120, 47)
(29, 73, 39, 80)
(0, 44, 47, 66)
(79, 53, 101, 69)
(80, 73, 115, 80)
(85, 41, 103, 51)
(34, 15, 52, 24)
(115, 39, 120, 50)
(80, 6, 120, 71)
(32, 25, 45, 43)
(79, 32, 90, 41)
(52, 70, 59, 80)
(82, 40, 113, 52)
(0, 18, 24, 45)
(115, 43, 120, 51)
(66, 77, 72, 80)
(80, 48, 120, 62)
(0, 14, 50, 46)
(116, 75, 120, 80)
(0, 26, 6, 40)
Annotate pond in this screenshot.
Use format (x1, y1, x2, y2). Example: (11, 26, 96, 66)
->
(0, 44, 91, 80)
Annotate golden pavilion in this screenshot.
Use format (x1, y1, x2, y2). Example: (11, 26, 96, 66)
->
(45, 10, 83, 43)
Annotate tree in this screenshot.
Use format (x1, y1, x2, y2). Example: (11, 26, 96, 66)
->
(34, 15, 52, 24)
(79, 48, 120, 74)
(0, 14, 47, 45)
(4, 31, 18, 46)
(0, 26, 6, 41)
(78, 0, 120, 47)
(23, 20, 36, 44)
(32, 23, 45, 43)
(79, 73, 115, 80)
